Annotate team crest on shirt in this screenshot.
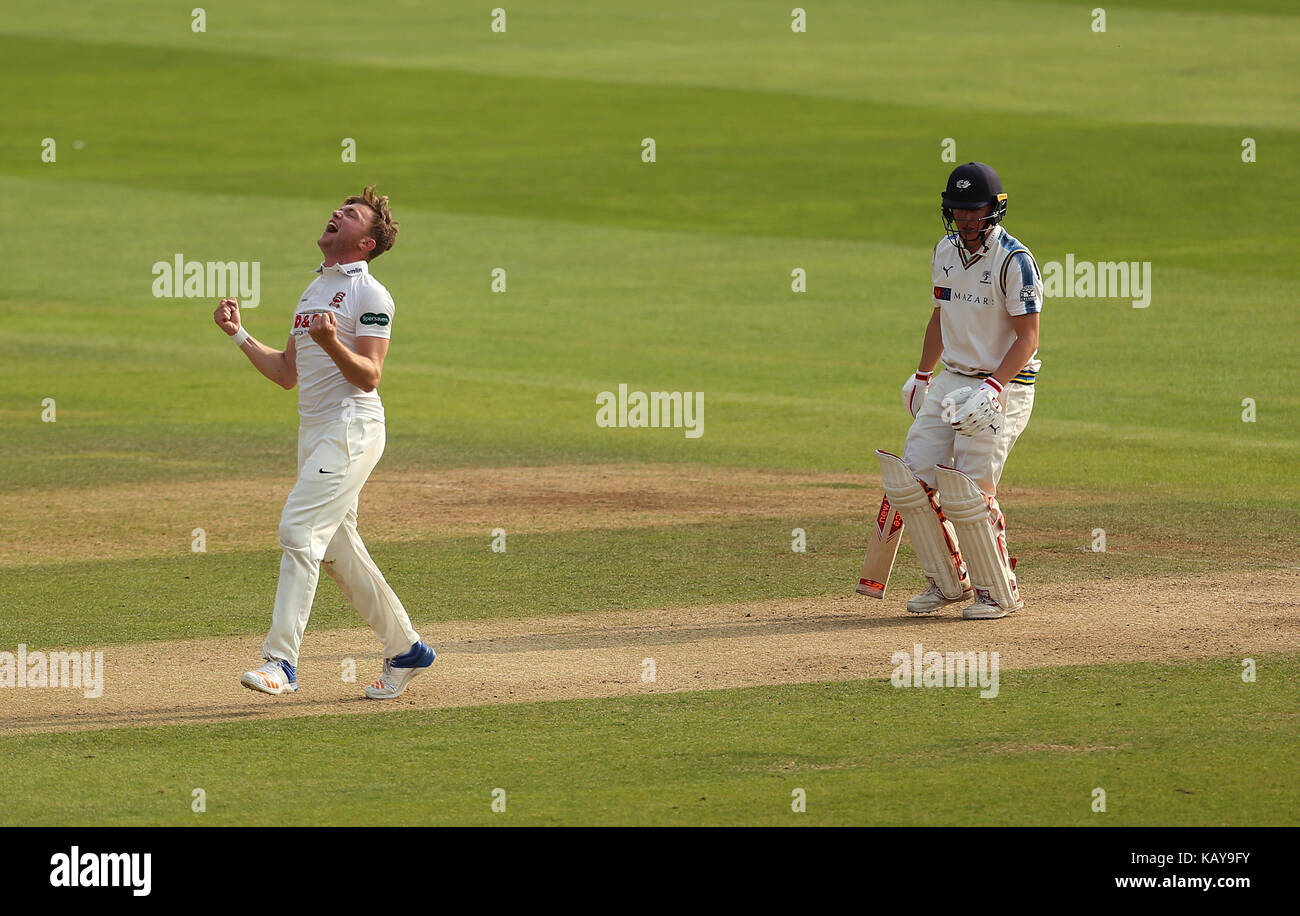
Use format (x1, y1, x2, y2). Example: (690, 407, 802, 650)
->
(330, 292, 346, 308)
(981, 270, 992, 284)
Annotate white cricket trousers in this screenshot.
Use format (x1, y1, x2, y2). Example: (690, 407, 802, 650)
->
(263, 415, 420, 667)
(902, 370, 1035, 495)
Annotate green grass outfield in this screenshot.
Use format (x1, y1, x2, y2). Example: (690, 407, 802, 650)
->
(1, 0, 1296, 825)
(2, 656, 1295, 826)
(3, 1, 1298, 492)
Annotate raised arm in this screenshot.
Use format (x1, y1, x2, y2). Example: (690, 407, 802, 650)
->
(213, 298, 298, 390)
(306, 312, 387, 393)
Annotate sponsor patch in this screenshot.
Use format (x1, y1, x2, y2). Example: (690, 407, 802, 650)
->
(1019, 287, 1038, 302)
(359, 312, 390, 327)
(933, 286, 952, 301)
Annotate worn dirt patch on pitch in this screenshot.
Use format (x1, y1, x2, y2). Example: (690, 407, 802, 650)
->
(0, 464, 1071, 568)
(2, 570, 1295, 738)
(987, 744, 1125, 754)
(1, 465, 855, 567)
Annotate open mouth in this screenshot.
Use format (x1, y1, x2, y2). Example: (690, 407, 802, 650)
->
(325, 220, 339, 234)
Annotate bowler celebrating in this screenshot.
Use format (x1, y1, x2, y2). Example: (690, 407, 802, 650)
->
(212, 186, 436, 697)
(878, 162, 1042, 619)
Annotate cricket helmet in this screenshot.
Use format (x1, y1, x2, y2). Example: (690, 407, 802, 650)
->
(941, 162, 1008, 248)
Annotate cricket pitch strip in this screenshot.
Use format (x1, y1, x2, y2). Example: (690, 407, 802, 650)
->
(4, 570, 1296, 737)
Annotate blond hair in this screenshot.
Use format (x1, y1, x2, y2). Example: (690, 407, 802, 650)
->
(344, 185, 399, 260)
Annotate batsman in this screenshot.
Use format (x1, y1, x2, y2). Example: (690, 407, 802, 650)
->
(880, 161, 1042, 619)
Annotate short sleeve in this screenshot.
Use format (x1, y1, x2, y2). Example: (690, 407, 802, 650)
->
(930, 243, 948, 306)
(1001, 250, 1042, 316)
(355, 285, 395, 338)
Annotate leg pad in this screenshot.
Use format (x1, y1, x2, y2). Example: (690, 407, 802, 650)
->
(876, 450, 969, 598)
(935, 465, 1021, 612)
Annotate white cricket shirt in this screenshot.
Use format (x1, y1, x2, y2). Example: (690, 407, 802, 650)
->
(930, 225, 1042, 384)
(290, 260, 395, 423)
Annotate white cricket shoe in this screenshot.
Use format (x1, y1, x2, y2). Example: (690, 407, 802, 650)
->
(961, 589, 1023, 620)
(364, 640, 437, 700)
(241, 657, 298, 695)
(905, 579, 973, 615)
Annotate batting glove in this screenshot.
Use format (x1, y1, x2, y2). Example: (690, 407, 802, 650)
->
(951, 378, 1004, 436)
(900, 370, 933, 417)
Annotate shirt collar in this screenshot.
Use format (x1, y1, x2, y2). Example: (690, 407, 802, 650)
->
(314, 260, 370, 278)
(977, 224, 1004, 254)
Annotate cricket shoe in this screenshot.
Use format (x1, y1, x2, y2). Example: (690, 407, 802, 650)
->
(364, 640, 437, 700)
(241, 657, 298, 695)
(961, 589, 1022, 620)
(906, 579, 973, 615)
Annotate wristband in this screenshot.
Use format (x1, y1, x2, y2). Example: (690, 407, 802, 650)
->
(916, 370, 933, 381)
(231, 328, 250, 346)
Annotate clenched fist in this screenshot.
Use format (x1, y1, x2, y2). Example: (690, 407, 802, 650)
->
(214, 298, 241, 336)
(307, 311, 338, 348)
